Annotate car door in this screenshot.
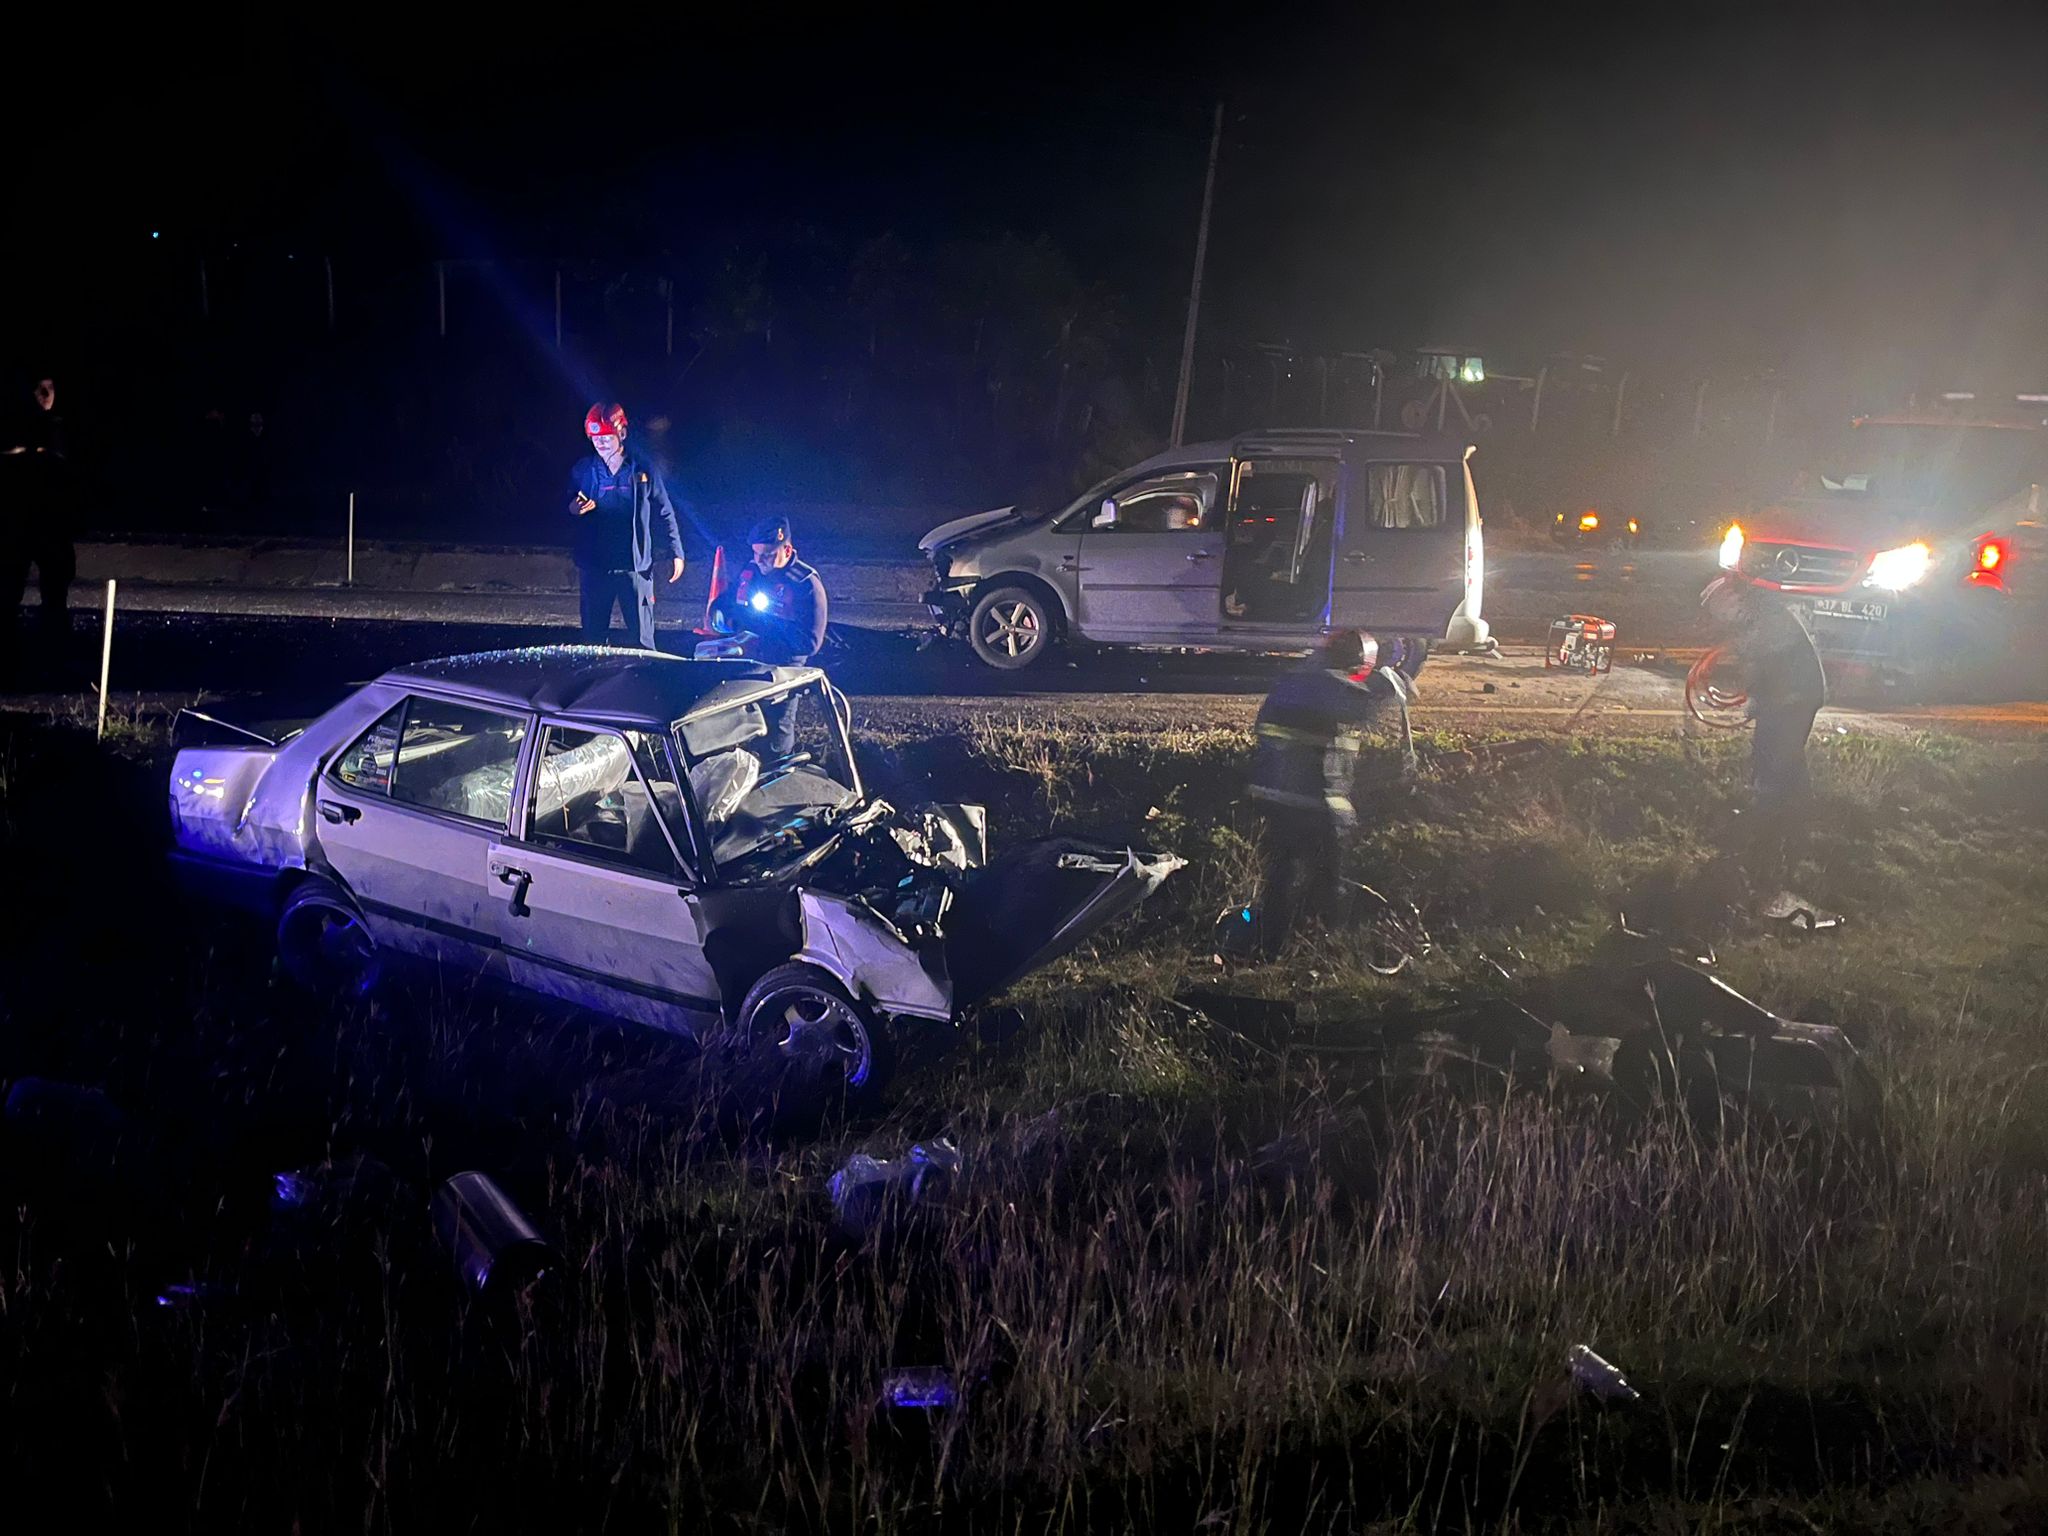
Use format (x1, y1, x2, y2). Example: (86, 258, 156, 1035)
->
(481, 721, 724, 1037)
(1329, 456, 1467, 634)
(317, 693, 530, 971)
(1073, 468, 1225, 641)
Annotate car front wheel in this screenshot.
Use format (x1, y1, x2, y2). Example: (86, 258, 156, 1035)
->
(968, 585, 1055, 670)
(735, 962, 896, 1105)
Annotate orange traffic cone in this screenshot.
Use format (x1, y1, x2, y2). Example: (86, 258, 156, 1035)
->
(700, 546, 727, 634)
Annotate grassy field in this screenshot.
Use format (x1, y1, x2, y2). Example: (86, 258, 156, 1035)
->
(3, 697, 2047, 1532)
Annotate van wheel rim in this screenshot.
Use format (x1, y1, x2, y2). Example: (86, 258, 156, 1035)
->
(982, 602, 1041, 659)
(769, 988, 874, 1087)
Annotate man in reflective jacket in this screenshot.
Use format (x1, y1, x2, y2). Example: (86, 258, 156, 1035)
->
(710, 515, 830, 755)
(566, 402, 685, 648)
(1248, 630, 1414, 951)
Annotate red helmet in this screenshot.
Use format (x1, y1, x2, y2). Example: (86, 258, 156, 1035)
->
(1323, 629, 1379, 677)
(584, 402, 628, 440)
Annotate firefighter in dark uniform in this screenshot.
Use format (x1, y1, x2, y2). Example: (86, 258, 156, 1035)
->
(1248, 630, 1415, 952)
(710, 515, 830, 755)
(1699, 573, 1827, 817)
(566, 402, 685, 649)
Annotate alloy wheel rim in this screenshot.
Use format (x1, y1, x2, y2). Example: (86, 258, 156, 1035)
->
(773, 989, 874, 1086)
(982, 602, 1041, 659)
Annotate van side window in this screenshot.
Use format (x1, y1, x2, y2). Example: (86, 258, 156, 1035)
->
(1366, 464, 1448, 529)
(1096, 471, 1221, 532)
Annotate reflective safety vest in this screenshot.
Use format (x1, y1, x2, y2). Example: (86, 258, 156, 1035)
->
(1249, 665, 1410, 818)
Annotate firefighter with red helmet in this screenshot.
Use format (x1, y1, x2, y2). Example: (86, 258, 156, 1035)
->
(566, 402, 685, 648)
(1247, 630, 1414, 952)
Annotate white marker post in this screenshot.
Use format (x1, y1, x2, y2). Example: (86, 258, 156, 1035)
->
(96, 579, 116, 741)
(347, 492, 356, 586)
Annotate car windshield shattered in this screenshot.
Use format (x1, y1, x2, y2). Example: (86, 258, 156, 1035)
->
(674, 676, 863, 878)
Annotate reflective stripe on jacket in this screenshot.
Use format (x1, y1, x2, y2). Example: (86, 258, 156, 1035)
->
(1249, 665, 1410, 818)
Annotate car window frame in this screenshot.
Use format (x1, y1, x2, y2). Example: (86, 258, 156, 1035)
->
(515, 716, 703, 887)
(322, 690, 536, 835)
(1082, 468, 1225, 535)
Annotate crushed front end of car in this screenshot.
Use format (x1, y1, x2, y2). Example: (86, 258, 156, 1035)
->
(789, 799, 1184, 1026)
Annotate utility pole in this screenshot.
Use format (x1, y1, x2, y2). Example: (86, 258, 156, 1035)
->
(1170, 101, 1224, 448)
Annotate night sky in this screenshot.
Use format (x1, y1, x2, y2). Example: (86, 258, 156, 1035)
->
(13, 1, 2048, 377)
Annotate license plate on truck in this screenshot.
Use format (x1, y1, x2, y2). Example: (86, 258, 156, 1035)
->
(1809, 598, 1887, 622)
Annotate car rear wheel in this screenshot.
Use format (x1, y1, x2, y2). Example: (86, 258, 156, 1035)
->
(968, 585, 1055, 670)
(276, 878, 382, 1000)
(735, 963, 896, 1105)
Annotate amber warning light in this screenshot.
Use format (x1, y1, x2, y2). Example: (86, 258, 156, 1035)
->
(1970, 537, 2008, 588)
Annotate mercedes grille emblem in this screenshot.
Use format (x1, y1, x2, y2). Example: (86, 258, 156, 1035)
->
(1773, 547, 1802, 577)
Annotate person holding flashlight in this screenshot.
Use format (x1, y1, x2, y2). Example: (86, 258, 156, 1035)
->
(709, 515, 829, 755)
(566, 402, 685, 649)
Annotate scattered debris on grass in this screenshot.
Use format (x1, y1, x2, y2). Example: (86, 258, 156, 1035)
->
(1568, 1344, 1640, 1403)
(431, 1171, 553, 1297)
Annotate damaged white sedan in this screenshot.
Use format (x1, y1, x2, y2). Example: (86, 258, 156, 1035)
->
(168, 647, 1181, 1097)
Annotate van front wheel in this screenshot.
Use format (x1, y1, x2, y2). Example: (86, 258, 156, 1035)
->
(968, 585, 1055, 670)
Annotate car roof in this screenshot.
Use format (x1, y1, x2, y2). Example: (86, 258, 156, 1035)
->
(381, 647, 824, 725)
(1123, 427, 1471, 477)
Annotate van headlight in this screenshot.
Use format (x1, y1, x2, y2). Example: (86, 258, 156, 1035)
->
(1864, 541, 1933, 591)
(1717, 524, 1744, 570)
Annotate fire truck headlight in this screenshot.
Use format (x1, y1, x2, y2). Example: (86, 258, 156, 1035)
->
(1865, 541, 1933, 591)
(1718, 524, 1745, 570)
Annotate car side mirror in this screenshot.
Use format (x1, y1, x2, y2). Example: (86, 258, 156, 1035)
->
(1093, 499, 1117, 529)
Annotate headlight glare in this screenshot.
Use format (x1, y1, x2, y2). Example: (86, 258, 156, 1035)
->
(1717, 524, 1744, 570)
(1864, 541, 1933, 591)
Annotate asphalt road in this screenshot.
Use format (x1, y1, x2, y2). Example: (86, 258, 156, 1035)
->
(11, 547, 2043, 738)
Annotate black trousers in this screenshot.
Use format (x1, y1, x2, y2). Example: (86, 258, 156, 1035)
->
(578, 568, 657, 649)
(1256, 803, 1343, 952)
(4, 529, 75, 674)
(1751, 697, 1821, 816)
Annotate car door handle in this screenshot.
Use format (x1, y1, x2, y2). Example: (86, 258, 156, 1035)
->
(1342, 551, 1372, 564)
(1185, 548, 1215, 561)
(492, 863, 533, 917)
(317, 799, 361, 825)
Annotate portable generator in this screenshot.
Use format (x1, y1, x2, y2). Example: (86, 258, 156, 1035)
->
(1545, 614, 1615, 674)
